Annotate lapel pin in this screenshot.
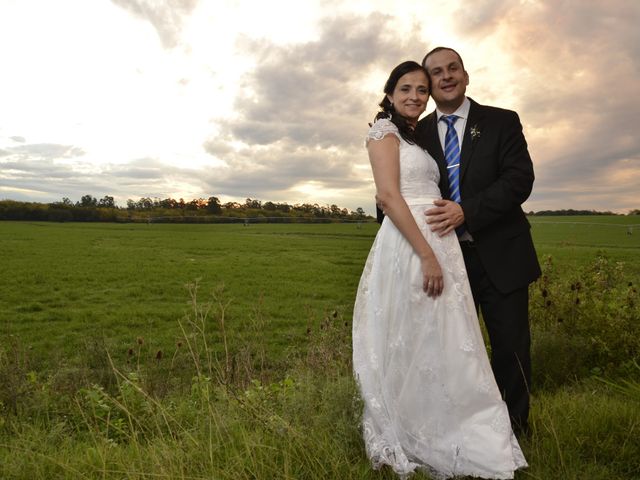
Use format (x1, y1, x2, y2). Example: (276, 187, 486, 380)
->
(470, 124, 481, 140)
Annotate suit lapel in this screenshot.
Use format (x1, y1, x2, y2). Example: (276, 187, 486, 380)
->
(418, 111, 449, 196)
(460, 99, 483, 184)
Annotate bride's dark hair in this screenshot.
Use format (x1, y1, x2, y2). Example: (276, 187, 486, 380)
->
(374, 61, 429, 144)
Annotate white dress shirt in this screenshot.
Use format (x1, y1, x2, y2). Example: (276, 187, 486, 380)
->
(435, 96, 470, 152)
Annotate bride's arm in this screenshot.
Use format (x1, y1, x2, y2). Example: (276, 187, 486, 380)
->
(368, 135, 443, 297)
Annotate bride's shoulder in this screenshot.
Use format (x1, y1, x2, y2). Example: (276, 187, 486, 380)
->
(366, 118, 400, 143)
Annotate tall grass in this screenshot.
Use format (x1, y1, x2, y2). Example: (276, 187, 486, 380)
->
(2, 273, 639, 479)
(1, 222, 639, 478)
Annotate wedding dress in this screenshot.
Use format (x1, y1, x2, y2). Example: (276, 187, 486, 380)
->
(352, 119, 527, 479)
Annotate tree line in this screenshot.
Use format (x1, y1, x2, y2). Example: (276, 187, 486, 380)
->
(528, 209, 639, 216)
(0, 195, 372, 223)
(1, 196, 637, 223)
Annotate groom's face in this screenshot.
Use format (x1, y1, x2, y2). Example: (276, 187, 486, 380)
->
(424, 49, 469, 113)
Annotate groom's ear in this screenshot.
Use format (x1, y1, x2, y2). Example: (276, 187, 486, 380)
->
(464, 70, 470, 86)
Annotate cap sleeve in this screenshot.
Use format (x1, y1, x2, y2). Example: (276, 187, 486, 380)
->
(366, 118, 400, 145)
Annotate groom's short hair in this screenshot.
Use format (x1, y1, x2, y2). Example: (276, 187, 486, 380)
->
(422, 47, 466, 71)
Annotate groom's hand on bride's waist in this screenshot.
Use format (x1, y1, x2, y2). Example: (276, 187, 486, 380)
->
(425, 200, 465, 237)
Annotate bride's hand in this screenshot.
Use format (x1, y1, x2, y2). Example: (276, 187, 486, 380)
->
(421, 255, 443, 297)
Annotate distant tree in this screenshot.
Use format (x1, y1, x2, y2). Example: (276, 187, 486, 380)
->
(98, 195, 115, 208)
(276, 202, 291, 213)
(139, 197, 154, 210)
(263, 201, 276, 211)
(313, 204, 327, 217)
(158, 197, 177, 209)
(79, 194, 97, 207)
(245, 198, 261, 209)
(356, 207, 365, 217)
(207, 196, 222, 214)
(629, 209, 640, 215)
(61, 197, 73, 206)
(126, 199, 136, 210)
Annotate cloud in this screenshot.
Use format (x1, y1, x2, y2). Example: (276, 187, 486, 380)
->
(111, 0, 199, 48)
(452, 0, 513, 38)
(199, 142, 369, 200)
(225, 14, 424, 146)
(496, 0, 640, 212)
(0, 154, 202, 204)
(1, 157, 109, 201)
(445, 0, 640, 212)
(203, 13, 425, 204)
(2, 143, 86, 160)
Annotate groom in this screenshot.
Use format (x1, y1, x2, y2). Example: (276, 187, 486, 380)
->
(416, 47, 541, 436)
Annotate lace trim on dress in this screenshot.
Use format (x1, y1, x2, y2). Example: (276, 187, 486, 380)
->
(366, 118, 400, 145)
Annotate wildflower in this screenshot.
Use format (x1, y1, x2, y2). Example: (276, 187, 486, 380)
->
(575, 298, 580, 305)
(542, 289, 548, 298)
(128, 348, 134, 356)
(546, 300, 552, 307)
(137, 337, 144, 345)
(156, 350, 163, 360)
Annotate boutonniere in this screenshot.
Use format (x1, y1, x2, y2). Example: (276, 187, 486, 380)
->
(470, 124, 481, 140)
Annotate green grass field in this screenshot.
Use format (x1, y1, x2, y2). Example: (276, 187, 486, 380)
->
(529, 216, 640, 274)
(1, 222, 377, 365)
(1, 218, 639, 479)
(2, 217, 638, 359)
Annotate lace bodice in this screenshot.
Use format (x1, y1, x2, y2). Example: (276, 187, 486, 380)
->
(366, 119, 441, 203)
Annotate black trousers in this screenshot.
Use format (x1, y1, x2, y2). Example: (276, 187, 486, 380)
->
(460, 242, 531, 434)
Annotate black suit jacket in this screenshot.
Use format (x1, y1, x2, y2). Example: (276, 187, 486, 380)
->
(414, 98, 541, 294)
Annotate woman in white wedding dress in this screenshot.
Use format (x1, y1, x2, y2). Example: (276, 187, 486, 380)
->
(352, 61, 527, 479)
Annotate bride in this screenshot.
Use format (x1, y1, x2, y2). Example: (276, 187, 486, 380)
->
(352, 61, 527, 479)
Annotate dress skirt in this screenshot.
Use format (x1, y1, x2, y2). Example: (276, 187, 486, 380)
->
(352, 199, 527, 479)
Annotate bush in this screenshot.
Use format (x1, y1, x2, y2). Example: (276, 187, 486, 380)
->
(530, 253, 640, 389)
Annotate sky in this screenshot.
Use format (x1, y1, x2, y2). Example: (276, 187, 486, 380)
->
(0, 0, 638, 214)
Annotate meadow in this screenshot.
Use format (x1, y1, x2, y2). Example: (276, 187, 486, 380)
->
(1, 217, 639, 479)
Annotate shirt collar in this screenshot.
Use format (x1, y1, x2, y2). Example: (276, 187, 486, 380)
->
(436, 97, 471, 121)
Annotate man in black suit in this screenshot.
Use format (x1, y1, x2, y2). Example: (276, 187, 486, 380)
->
(416, 47, 541, 436)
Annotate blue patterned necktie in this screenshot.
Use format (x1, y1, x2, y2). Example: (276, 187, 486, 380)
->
(441, 115, 465, 235)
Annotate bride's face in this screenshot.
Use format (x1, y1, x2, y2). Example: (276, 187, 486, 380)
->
(387, 70, 429, 125)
